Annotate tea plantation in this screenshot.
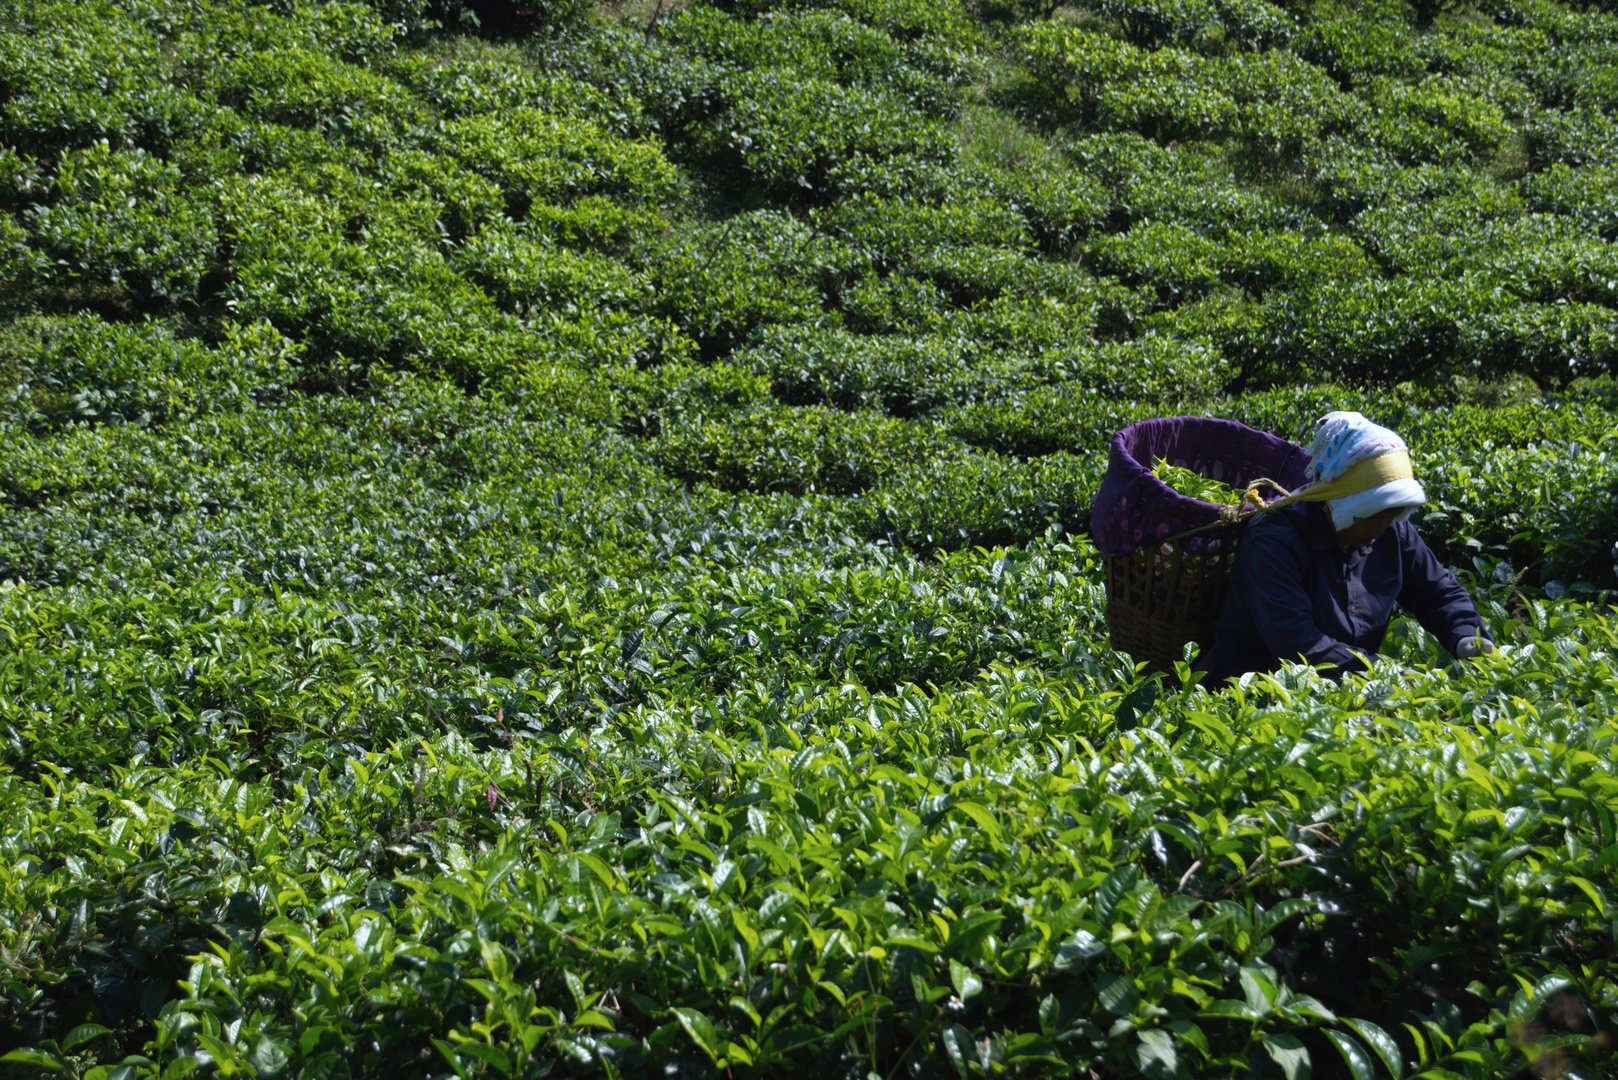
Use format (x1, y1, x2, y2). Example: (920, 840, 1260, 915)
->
(3, 0, 1618, 1074)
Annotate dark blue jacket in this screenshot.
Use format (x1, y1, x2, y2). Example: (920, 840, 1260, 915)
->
(1198, 502, 1489, 684)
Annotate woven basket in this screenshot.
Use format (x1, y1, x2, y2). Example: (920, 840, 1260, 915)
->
(1104, 539, 1239, 672)
(1090, 417, 1310, 672)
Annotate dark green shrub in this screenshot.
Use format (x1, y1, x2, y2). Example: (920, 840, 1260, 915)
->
(818, 151, 963, 201)
(1098, 53, 1239, 141)
(969, 156, 1109, 256)
(1288, 275, 1480, 381)
(1016, 25, 1242, 140)
(1089, 221, 1223, 303)
(1474, 228, 1618, 307)
(0, 217, 44, 312)
(290, 0, 406, 64)
(686, 70, 956, 200)
(216, 47, 426, 153)
(0, 0, 215, 156)
(527, 194, 670, 252)
(949, 286, 1104, 363)
(1524, 107, 1618, 170)
(379, 146, 509, 241)
(1067, 132, 1308, 236)
(433, 108, 684, 219)
(1417, 20, 1559, 107)
(660, 4, 955, 110)
(1305, 143, 1480, 225)
(732, 326, 1036, 415)
(1458, 300, 1618, 390)
(391, 50, 639, 131)
(0, 146, 40, 208)
(454, 222, 649, 315)
(810, 0, 984, 48)
(1348, 176, 1525, 274)
(861, 449, 1097, 548)
(935, 338, 1224, 460)
(1520, 163, 1618, 239)
(1087, 331, 1229, 397)
(218, 170, 523, 384)
(943, 388, 1162, 457)
(913, 243, 1045, 306)
(839, 273, 953, 334)
(499, 0, 596, 36)
(1220, 49, 1363, 163)
(1293, 9, 1420, 87)
(812, 192, 1030, 267)
(651, 403, 966, 495)
(1141, 290, 1264, 379)
(1014, 22, 1141, 113)
(642, 211, 847, 359)
(1359, 75, 1512, 164)
(9, 317, 297, 430)
(543, 19, 727, 134)
(23, 141, 219, 310)
(221, 116, 363, 173)
(1091, 0, 1295, 53)
(711, 0, 988, 79)
(1228, 275, 1498, 387)
(609, 360, 773, 436)
(1220, 230, 1377, 301)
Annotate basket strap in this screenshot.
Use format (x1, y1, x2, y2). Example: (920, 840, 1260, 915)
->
(1153, 478, 1293, 547)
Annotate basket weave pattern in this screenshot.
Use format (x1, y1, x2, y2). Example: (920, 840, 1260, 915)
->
(1105, 540, 1239, 671)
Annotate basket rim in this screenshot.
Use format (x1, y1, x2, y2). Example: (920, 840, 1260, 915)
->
(1090, 416, 1310, 558)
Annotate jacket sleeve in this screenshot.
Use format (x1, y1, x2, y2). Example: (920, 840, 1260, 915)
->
(1239, 523, 1368, 674)
(1395, 523, 1491, 654)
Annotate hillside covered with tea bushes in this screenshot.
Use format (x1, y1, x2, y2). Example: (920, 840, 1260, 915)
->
(3, 0, 1618, 1075)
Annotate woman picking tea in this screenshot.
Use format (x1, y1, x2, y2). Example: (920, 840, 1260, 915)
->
(1198, 411, 1494, 684)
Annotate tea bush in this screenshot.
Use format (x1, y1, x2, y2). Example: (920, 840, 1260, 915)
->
(1293, 9, 1421, 86)
(1092, 0, 1296, 54)
(730, 327, 1017, 416)
(1521, 163, 1618, 239)
(5, 0, 1618, 1074)
(11, 318, 298, 431)
(24, 143, 218, 309)
(651, 403, 968, 496)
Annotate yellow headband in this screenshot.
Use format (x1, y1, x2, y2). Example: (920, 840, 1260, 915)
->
(1249, 450, 1414, 511)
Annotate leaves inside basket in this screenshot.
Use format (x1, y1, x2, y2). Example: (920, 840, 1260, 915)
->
(1152, 457, 1245, 506)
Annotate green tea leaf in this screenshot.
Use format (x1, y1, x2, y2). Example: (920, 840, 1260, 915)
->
(0, 1049, 65, 1072)
(1136, 1029, 1178, 1080)
(672, 1007, 724, 1066)
(949, 959, 984, 1003)
(62, 1024, 111, 1051)
(1342, 1018, 1405, 1079)
(1324, 1031, 1375, 1080)
(1097, 972, 1140, 1016)
(1262, 1033, 1311, 1080)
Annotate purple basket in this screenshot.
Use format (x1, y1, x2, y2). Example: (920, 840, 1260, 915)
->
(1090, 416, 1310, 557)
(1090, 417, 1310, 670)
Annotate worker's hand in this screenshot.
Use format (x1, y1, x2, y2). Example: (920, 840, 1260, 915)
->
(1456, 632, 1495, 659)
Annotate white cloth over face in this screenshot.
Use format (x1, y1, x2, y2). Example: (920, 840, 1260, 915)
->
(1302, 411, 1426, 531)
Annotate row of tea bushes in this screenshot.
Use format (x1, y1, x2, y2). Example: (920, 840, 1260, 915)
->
(12, 0, 1618, 400)
(3, 582, 1614, 1076)
(5, 351, 1616, 607)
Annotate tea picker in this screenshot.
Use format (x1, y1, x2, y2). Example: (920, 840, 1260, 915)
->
(1092, 411, 1494, 682)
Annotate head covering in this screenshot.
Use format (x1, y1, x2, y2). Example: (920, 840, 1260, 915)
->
(1251, 411, 1425, 531)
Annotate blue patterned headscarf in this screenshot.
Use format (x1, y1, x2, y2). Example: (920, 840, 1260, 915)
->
(1303, 412, 1426, 530)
